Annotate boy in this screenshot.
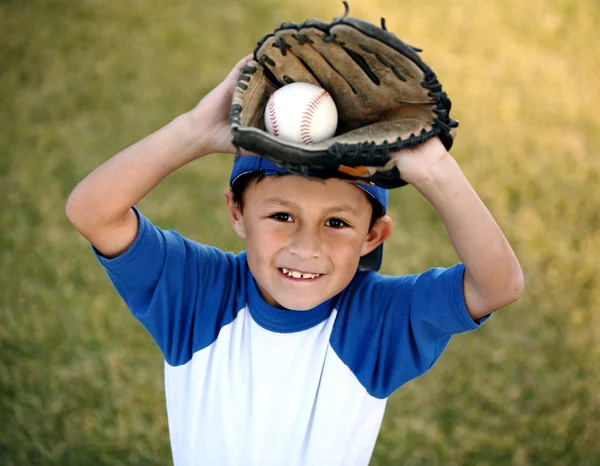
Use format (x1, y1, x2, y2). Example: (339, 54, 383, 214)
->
(66, 56, 523, 465)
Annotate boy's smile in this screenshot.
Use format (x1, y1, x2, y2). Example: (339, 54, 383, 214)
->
(227, 175, 391, 311)
(279, 267, 322, 280)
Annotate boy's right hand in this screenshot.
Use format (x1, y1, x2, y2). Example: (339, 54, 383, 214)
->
(66, 55, 255, 258)
(188, 54, 254, 156)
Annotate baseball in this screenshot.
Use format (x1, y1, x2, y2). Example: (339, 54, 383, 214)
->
(264, 82, 338, 144)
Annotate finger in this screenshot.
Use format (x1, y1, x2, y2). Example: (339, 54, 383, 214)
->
(227, 54, 255, 80)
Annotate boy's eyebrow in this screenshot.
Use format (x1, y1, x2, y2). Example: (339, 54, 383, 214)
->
(262, 197, 298, 209)
(325, 205, 359, 216)
(262, 197, 359, 215)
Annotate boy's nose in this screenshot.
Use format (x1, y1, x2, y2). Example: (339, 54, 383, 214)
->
(287, 225, 322, 260)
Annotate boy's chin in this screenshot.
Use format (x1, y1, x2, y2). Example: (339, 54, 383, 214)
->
(261, 289, 330, 311)
(273, 297, 326, 311)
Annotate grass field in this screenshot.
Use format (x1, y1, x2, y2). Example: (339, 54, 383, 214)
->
(2, 0, 599, 464)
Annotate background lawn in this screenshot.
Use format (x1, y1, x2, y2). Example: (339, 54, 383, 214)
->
(1, 0, 599, 464)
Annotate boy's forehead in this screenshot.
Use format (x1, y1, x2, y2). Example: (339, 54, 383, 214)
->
(250, 174, 369, 205)
(231, 155, 387, 214)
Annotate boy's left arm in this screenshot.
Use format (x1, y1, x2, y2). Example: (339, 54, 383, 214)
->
(391, 138, 524, 320)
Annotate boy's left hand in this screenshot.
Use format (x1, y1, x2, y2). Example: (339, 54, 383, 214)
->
(389, 137, 451, 187)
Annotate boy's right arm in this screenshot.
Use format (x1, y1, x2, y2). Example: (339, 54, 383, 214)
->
(65, 55, 253, 257)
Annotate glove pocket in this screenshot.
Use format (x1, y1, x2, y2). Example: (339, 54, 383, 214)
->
(230, 60, 277, 131)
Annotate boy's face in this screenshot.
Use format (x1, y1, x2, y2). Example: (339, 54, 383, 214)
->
(227, 175, 391, 311)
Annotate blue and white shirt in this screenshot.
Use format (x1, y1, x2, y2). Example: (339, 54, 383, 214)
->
(95, 209, 488, 466)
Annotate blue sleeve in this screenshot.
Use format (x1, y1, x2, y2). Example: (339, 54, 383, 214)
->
(330, 263, 489, 399)
(93, 208, 247, 366)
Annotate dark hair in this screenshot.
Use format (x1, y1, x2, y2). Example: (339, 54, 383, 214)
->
(230, 172, 267, 210)
(230, 172, 383, 230)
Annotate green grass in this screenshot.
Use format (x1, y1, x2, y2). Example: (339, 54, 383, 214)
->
(2, 0, 599, 464)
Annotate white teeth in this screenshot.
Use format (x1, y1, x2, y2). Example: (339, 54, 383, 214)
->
(281, 268, 321, 279)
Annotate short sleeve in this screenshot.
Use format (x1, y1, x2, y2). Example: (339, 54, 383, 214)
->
(94, 208, 246, 366)
(330, 263, 490, 399)
(410, 263, 490, 334)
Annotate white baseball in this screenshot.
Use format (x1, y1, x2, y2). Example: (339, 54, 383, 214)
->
(264, 82, 338, 144)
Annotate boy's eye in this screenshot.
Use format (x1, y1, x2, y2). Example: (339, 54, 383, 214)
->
(270, 212, 293, 222)
(326, 218, 349, 228)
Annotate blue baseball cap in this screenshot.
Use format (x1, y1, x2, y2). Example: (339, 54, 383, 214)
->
(229, 155, 388, 271)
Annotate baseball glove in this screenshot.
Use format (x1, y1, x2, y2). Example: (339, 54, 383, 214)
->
(230, 2, 458, 188)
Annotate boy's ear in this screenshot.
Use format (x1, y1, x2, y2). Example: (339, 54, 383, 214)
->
(360, 215, 393, 257)
(224, 189, 247, 239)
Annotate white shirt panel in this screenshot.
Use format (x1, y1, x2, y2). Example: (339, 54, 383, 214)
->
(165, 307, 386, 466)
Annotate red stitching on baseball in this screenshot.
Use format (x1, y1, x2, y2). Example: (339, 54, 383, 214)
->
(300, 89, 329, 145)
(268, 96, 279, 137)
